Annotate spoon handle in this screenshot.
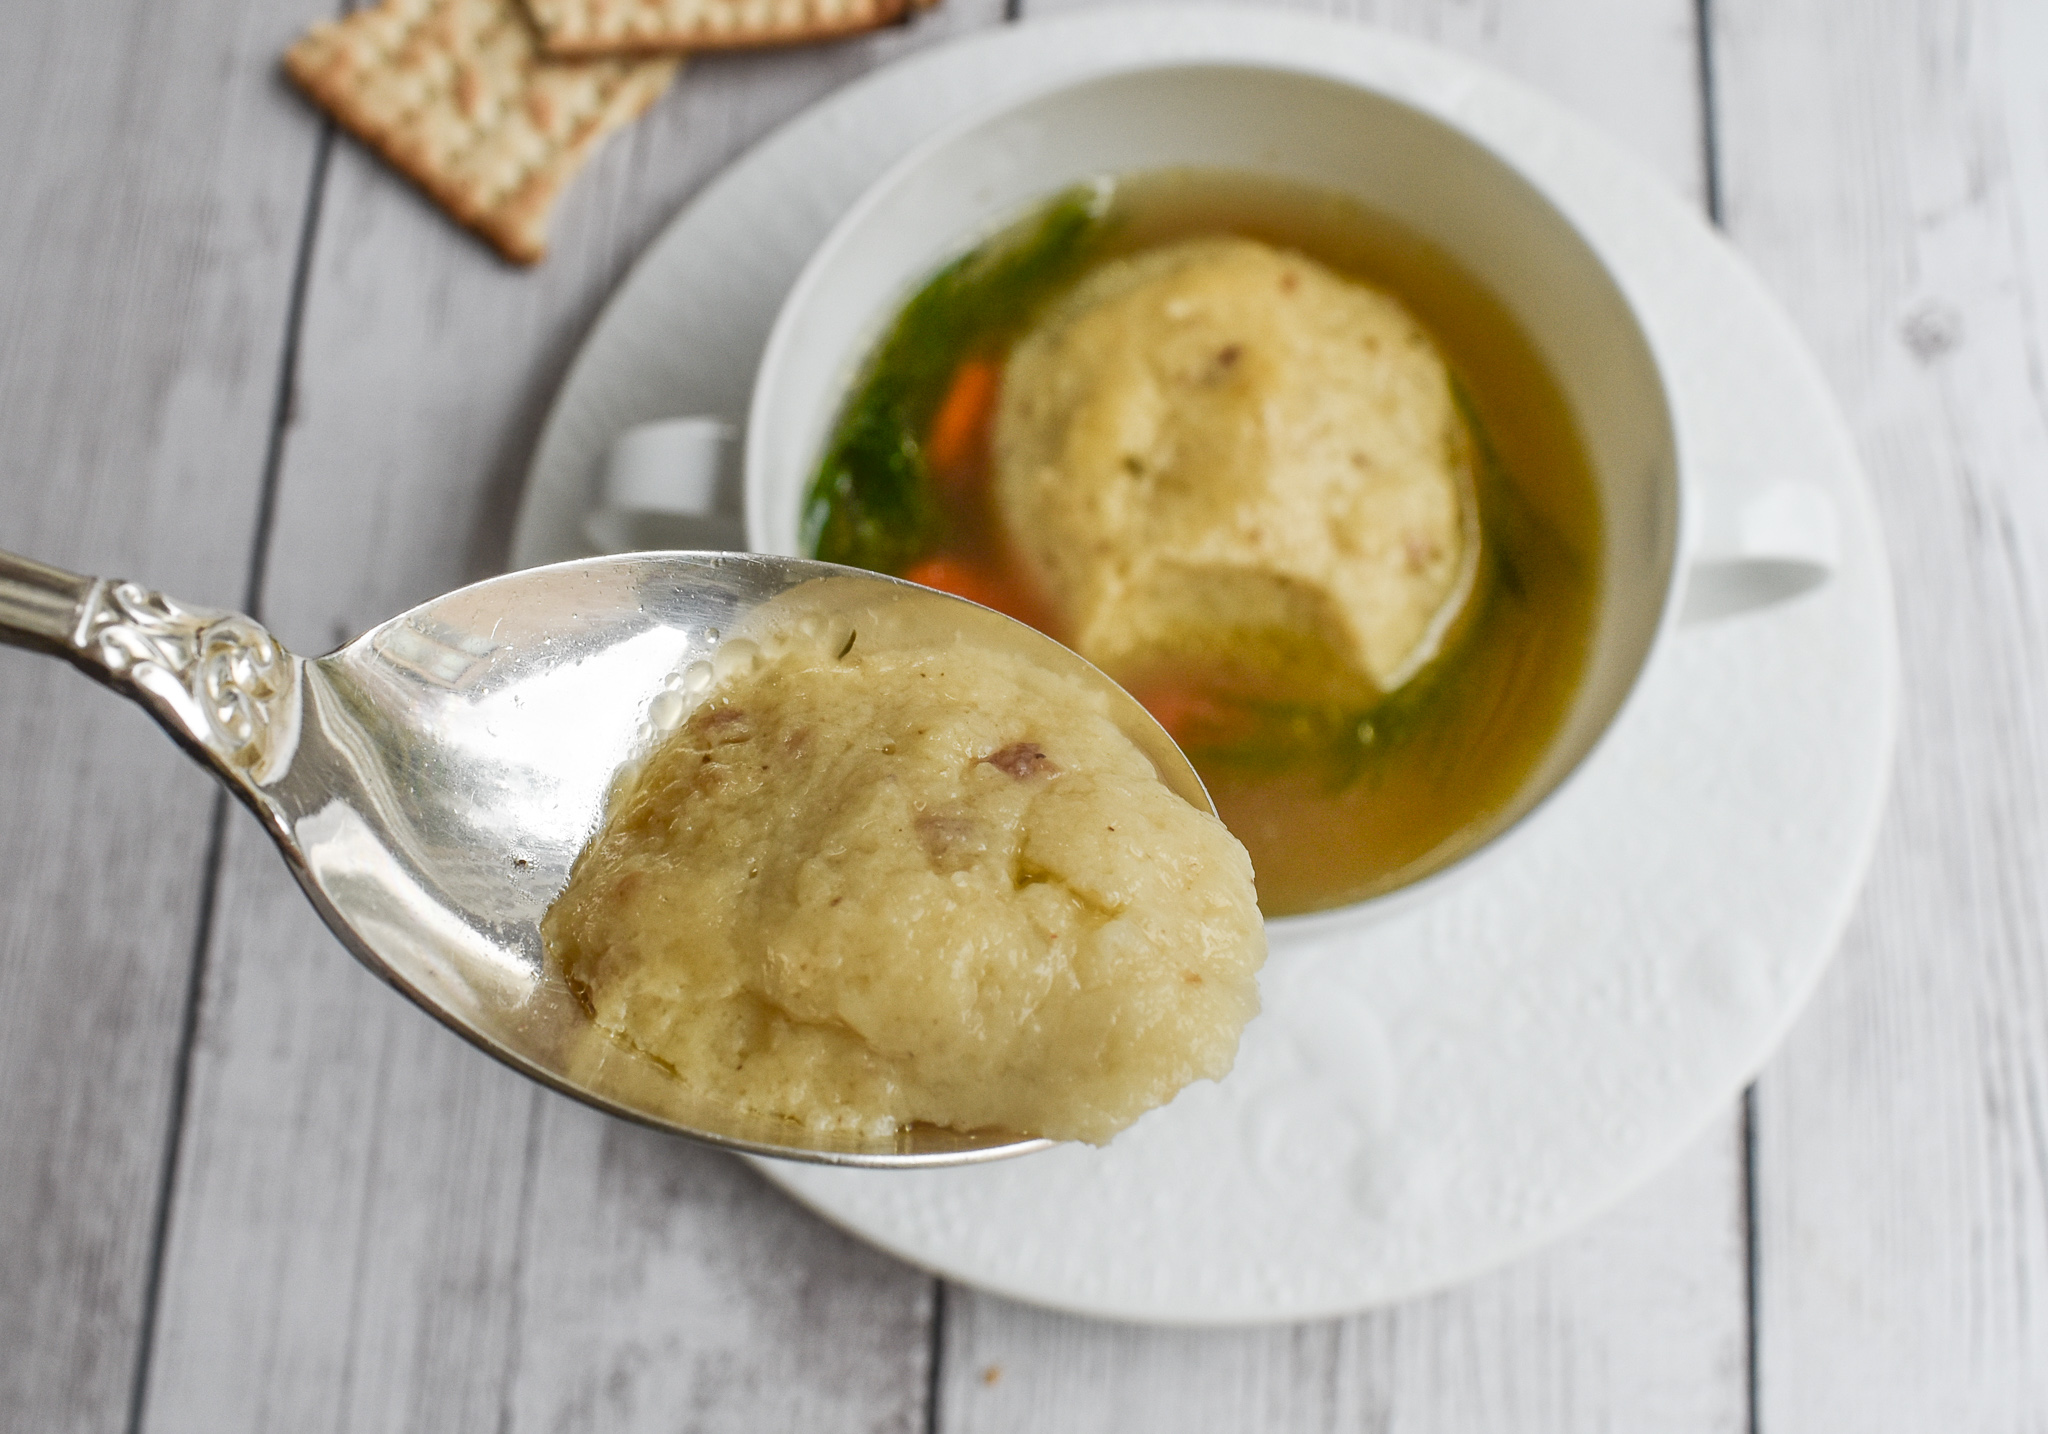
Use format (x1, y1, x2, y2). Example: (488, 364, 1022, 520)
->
(0, 550, 96, 658)
(0, 548, 304, 800)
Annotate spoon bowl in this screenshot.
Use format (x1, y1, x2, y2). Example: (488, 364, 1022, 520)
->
(0, 549, 1210, 1166)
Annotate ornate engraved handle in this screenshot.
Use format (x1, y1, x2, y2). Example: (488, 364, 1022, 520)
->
(0, 550, 303, 793)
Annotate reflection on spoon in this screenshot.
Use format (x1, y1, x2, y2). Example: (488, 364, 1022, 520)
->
(0, 549, 1212, 1166)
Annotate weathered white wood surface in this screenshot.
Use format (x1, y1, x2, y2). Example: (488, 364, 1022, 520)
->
(0, 2, 324, 1428)
(1715, 0, 2048, 1427)
(4, 0, 2044, 1428)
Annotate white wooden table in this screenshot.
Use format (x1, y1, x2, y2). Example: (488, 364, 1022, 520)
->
(3, 0, 2043, 1427)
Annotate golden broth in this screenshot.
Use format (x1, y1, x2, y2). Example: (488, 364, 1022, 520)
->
(807, 170, 1602, 916)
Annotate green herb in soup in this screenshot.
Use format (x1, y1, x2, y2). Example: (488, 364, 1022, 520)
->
(805, 170, 1601, 915)
(803, 185, 1111, 575)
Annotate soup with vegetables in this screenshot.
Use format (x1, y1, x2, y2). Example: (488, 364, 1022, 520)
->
(805, 171, 1601, 916)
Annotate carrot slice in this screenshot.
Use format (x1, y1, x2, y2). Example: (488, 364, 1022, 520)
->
(1133, 685, 1232, 743)
(925, 359, 999, 478)
(902, 555, 1013, 611)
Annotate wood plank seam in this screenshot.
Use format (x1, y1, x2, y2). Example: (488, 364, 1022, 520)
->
(1692, 8, 1763, 1433)
(925, 1278, 948, 1434)
(119, 790, 231, 1434)
(241, 123, 343, 631)
(119, 118, 342, 1434)
(1743, 1090, 1762, 1434)
(1693, 0, 1725, 231)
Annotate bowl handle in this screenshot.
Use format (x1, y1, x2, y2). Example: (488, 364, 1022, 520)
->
(1680, 481, 1839, 624)
(584, 418, 747, 553)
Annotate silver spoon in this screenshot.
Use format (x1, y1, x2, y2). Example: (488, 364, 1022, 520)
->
(0, 548, 1210, 1167)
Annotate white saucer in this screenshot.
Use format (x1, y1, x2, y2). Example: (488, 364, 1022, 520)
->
(512, 8, 1897, 1325)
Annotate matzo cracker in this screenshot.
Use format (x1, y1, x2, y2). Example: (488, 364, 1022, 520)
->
(285, 0, 677, 263)
(523, 0, 935, 57)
